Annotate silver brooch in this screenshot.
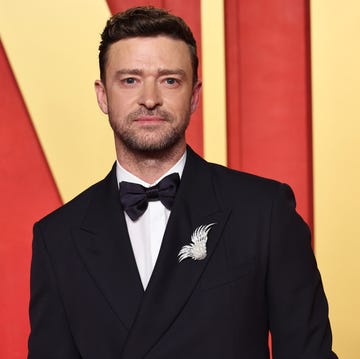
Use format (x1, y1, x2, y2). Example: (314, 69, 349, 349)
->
(178, 223, 216, 262)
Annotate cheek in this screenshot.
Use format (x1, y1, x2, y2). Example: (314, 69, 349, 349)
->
(107, 93, 133, 116)
(166, 93, 192, 112)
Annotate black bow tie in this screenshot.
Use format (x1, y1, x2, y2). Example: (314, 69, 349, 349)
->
(119, 173, 180, 221)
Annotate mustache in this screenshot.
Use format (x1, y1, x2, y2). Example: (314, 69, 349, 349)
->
(127, 108, 173, 121)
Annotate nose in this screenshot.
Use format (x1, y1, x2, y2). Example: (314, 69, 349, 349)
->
(138, 79, 162, 110)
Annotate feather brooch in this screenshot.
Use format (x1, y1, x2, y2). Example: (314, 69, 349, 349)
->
(178, 223, 216, 262)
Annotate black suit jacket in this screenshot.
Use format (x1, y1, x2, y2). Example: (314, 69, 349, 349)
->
(28, 147, 337, 358)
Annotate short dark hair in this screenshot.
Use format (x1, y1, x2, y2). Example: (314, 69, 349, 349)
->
(98, 6, 199, 85)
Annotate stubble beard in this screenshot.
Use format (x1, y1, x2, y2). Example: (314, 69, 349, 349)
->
(109, 108, 190, 155)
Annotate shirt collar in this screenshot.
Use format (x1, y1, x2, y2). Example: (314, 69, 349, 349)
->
(116, 151, 187, 188)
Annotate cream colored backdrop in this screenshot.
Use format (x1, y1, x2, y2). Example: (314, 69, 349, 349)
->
(0, 0, 114, 201)
(311, 1, 360, 358)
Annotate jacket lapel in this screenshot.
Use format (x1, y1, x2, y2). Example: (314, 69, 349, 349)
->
(73, 166, 144, 330)
(121, 148, 231, 358)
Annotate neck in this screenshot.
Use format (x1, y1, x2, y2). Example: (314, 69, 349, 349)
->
(115, 141, 186, 184)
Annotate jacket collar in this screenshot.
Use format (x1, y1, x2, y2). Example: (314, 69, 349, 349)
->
(73, 165, 144, 330)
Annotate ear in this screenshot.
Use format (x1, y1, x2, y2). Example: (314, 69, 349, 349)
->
(190, 80, 202, 114)
(94, 80, 109, 114)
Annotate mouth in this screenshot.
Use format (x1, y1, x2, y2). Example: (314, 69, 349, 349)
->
(134, 116, 167, 125)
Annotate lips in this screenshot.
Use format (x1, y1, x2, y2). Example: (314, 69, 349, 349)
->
(134, 116, 166, 123)
(127, 109, 172, 124)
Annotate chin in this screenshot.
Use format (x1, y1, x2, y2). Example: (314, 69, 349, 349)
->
(119, 130, 185, 152)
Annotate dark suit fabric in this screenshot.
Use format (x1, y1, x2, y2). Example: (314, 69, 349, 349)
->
(28, 148, 337, 359)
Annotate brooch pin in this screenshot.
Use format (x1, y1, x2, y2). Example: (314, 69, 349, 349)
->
(178, 223, 216, 262)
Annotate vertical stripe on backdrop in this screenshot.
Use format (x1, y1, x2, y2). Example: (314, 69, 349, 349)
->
(106, 0, 204, 156)
(224, 0, 313, 227)
(311, 1, 360, 357)
(200, 0, 227, 165)
(224, 4, 313, 355)
(0, 40, 62, 359)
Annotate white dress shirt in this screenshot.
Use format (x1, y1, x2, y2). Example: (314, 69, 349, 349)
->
(116, 152, 186, 289)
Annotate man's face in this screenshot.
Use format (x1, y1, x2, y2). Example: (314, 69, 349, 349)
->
(95, 36, 201, 154)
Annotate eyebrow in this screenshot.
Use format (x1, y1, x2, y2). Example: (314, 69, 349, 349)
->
(158, 68, 186, 77)
(116, 69, 142, 76)
(116, 68, 187, 77)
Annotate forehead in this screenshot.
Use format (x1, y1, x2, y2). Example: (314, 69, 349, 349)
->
(106, 36, 192, 71)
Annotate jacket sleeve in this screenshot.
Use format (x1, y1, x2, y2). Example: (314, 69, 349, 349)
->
(28, 223, 81, 359)
(267, 184, 338, 359)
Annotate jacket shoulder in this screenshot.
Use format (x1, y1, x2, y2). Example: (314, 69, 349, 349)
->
(206, 161, 296, 210)
(35, 166, 115, 229)
(209, 161, 283, 192)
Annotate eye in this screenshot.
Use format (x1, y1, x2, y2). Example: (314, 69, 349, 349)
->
(121, 77, 138, 85)
(163, 77, 180, 87)
(165, 78, 176, 84)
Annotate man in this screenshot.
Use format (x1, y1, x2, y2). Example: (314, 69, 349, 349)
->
(28, 6, 337, 359)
